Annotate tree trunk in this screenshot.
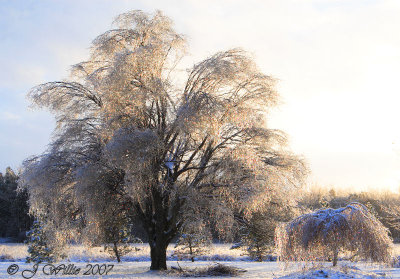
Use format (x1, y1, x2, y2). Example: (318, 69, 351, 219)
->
(256, 243, 263, 262)
(332, 248, 338, 266)
(137, 178, 182, 270)
(150, 241, 168, 270)
(189, 239, 194, 262)
(113, 242, 121, 263)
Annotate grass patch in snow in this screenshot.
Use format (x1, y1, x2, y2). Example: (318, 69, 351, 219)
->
(168, 263, 247, 277)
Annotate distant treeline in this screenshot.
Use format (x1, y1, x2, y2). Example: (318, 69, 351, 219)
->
(0, 167, 32, 241)
(2, 166, 399, 247)
(299, 187, 400, 241)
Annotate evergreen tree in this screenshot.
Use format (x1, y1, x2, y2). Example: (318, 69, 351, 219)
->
(0, 173, 7, 237)
(240, 211, 274, 261)
(0, 167, 32, 241)
(25, 220, 56, 263)
(237, 202, 295, 261)
(173, 221, 212, 262)
(103, 214, 142, 262)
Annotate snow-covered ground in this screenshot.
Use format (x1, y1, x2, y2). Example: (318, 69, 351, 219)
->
(0, 243, 248, 262)
(0, 261, 398, 278)
(0, 243, 399, 278)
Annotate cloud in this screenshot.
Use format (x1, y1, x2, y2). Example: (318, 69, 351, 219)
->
(0, 111, 21, 121)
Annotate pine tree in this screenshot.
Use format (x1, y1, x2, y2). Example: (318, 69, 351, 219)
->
(25, 220, 56, 263)
(237, 202, 295, 261)
(104, 220, 142, 262)
(241, 211, 274, 261)
(0, 168, 32, 241)
(173, 222, 211, 262)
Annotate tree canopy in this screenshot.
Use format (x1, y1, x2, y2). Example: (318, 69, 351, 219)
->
(20, 10, 306, 270)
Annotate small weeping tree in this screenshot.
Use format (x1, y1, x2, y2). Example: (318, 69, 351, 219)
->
(19, 10, 307, 270)
(276, 202, 393, 266)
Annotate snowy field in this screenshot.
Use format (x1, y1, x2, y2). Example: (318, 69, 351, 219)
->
(0, 243, 400, 278)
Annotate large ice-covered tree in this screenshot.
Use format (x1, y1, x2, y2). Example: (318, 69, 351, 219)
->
(20, 10, 306, 270)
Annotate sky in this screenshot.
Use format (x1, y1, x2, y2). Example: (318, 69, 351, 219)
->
(1, 0, 400, 192)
